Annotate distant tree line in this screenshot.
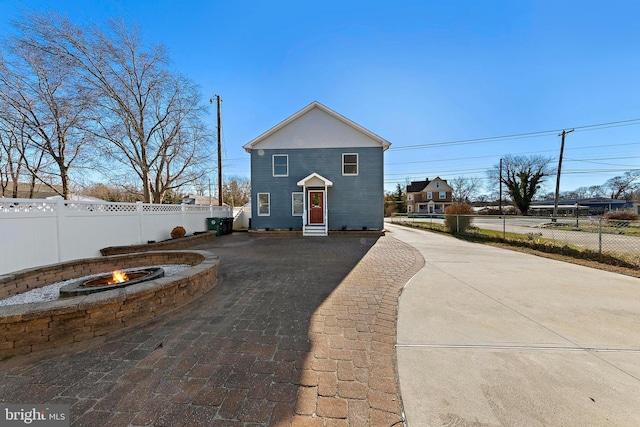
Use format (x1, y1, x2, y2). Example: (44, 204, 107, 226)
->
(0, 12, 214, 202)
(387, 155, 639, 216)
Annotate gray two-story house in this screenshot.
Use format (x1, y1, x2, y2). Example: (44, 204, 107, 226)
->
(243, 101, 390, 236)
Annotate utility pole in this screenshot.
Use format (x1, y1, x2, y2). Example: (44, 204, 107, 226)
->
(553, 128, 574, 220)
(499, 158, 503, 214)
(210, 94, 223, 206)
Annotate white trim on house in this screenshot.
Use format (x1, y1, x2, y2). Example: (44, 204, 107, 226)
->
(257, 193, 270, 216)
(308, 190, 326, 225)
(292, 192, 303, 216)
(297, 172, 332, 236)
(296, 172, 334, 188)
(242, 101, 391, 152)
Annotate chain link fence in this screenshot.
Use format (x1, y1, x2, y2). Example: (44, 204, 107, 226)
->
(390, 215, 640, 267)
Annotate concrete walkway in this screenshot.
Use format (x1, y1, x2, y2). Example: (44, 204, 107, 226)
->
(388, 223, 640, 426)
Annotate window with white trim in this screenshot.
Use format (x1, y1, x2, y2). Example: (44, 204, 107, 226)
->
(439, 191, 446, 199)
(342, 153, 358, 176)
(292, 192, 303, 216)
(257, 193, 270, 216)
(436, 181, 440, 188)
(272, 154, 288, 177)
(427, 192, 432, 199)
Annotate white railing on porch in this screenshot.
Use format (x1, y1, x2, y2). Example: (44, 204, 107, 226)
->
(0, 198, 231, 276)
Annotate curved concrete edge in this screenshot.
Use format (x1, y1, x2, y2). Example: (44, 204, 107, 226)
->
(0, 250, 219, 358)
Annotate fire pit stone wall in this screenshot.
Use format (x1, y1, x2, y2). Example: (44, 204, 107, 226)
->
(0, 250, 218, 358)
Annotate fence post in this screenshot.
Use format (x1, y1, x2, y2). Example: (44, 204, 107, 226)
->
(456, 215, 460, 233)
(598, 218, 603, 256)
(55, 198, 65, 262)
(503, 216, 506, 239)
(137, 201, 143, 244)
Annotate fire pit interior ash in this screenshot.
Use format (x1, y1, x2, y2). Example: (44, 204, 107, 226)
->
(59, 267, 165, 298)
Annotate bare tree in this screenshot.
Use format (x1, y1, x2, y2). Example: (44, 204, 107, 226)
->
(0, 90, 59, 199)
(78, 182, 139, 202)
(0, 18, 97, 199)
(605, 171, 640, 200)
(450, 176, 482, 203)
(563, 186, 592, 199)
(488, 155, 555, 215)
(0, 114, 21, 197)
(14, 13, 213, 203)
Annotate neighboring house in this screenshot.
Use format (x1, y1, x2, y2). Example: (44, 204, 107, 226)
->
(242, 101, 391, 236)
(406, 177, 453, 214)
(2, 182, 62, 199)
(181, 195, 221, 206)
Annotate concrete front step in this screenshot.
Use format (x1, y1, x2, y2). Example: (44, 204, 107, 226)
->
(303, 225, 327, 236)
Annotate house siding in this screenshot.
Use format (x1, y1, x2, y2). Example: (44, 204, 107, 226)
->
(250, 147, 384, 230)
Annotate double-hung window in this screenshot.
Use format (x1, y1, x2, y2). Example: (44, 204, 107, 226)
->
(427, 192, 432, 199)
(292, 192, 304, 216)
(439, 191, 446, 200)
(342, 153, 358, 176)
(258, 193, 270, 216)
(273, 154, 288, 177)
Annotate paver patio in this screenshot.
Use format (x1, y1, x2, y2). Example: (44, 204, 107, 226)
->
(0, 232, 424, 426)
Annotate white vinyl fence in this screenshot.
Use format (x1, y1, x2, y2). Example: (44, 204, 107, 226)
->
(0, 198, 231, 276)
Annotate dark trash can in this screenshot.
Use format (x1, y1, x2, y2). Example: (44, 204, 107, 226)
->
(223, 217, 233, 234)
(206, 217, 224, 236)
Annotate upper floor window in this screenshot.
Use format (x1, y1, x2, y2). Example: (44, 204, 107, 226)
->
(342, 153, 358, 176)
(273, 154, 288, 177)
(427, 192, 432, 199)
(436, 181, 440, 188)
(439, 191, 446, 199)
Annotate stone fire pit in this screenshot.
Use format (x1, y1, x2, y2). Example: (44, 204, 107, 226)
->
(0, 250, 219, 357)
(59, 267, 166, 298)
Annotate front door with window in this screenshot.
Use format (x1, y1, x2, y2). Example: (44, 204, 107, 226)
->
(309, 191, 324, 224)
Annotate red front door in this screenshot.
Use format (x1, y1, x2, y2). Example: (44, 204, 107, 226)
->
(309, 191, 324, 224)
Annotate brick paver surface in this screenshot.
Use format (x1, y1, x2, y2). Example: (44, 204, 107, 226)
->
(0, 233, 424, 426)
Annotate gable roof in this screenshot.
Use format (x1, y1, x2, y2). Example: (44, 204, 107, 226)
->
(407, 177, 453, 193)
(407, 179, 430, 193)
(243, 101, 391, 152)
(297, 172, 333, 187)
(425, 176, 453, 192)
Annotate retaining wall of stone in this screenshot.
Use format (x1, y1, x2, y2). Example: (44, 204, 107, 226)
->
(100, 231, 217, 256)
(0, 250, 219, 358)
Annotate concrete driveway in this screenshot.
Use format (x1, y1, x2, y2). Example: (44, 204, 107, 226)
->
(388, 223, 640, 426)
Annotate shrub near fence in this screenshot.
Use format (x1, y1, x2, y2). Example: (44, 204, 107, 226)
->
(0, 198, 231, 276)
(444, 203, 475, 233)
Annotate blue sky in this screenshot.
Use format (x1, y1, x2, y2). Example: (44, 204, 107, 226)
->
(1, 0, 639, 196)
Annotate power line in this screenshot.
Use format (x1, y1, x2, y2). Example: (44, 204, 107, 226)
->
(385, 142, 640, 166)
(387, 118, 640, 152)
